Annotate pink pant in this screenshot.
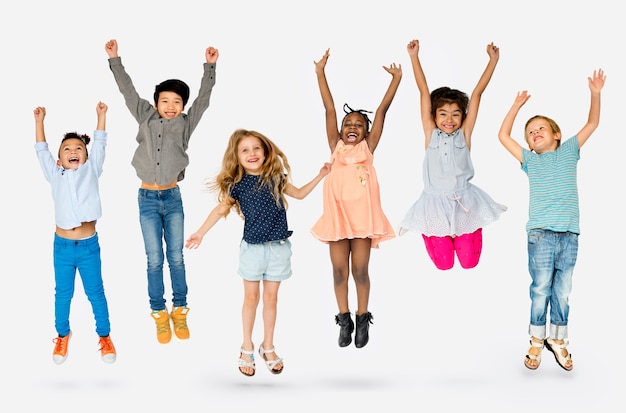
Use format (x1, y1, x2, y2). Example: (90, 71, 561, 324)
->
(422, 228, 483, 270)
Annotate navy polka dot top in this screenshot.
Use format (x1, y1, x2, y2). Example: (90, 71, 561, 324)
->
(230, 174, 292, 244)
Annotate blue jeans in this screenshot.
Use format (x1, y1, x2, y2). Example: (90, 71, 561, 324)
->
(527, 229, 578, 340)
(138, 186, 188, 311)
(53, 233, 111, 337)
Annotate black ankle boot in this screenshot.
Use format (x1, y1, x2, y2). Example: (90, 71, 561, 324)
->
(355, 312, 373, 348)
(335, 312, 354, 347)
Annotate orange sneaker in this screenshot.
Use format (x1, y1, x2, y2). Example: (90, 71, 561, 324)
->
(52, 331, 72, 365)
(170, 306, 190, 340)
(98, 335, 117, 364)
(151, 309, 172, 344)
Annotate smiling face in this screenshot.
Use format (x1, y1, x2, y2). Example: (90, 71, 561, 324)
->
(525, 117, 561, 154)
(237, 135, 266, 175)
(57, 138, 87, 170)
(435, 103, 463, 134)
(340, 112, 368, 144)
(154, 91, 184, 119)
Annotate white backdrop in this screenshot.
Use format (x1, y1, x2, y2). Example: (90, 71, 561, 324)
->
(3, 1, 623, 411)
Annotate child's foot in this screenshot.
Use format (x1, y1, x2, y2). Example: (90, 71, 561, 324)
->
(151, 309, 172, 344)
(545, 338, 573, 371)
(259, 344, 284, 374)
(170, 306, 190, 340)
(238, 346, 256, 377)
(52, 331, 72, 365)
(524, 336, 544, 370)
(98, 335, 117, 364)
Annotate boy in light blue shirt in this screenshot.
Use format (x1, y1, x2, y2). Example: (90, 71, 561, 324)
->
(34, 102, 116, 365)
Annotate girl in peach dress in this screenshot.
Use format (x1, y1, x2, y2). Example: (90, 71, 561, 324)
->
(311, 48, 401, 349)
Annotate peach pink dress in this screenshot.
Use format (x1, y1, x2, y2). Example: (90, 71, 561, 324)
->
(311, 140, 395, 248)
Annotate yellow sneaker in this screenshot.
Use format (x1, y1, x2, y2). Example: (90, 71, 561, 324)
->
(52, 331, 72, 365)
(170, 306, 190, 340)
(151, 309, 172, 344)
(98, 335, 117, 364)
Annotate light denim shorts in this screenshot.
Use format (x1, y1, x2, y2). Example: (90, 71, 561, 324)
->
(237, 239, 293, 282)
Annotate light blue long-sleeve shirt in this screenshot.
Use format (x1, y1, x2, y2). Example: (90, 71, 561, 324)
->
(35, 130, 107, 230)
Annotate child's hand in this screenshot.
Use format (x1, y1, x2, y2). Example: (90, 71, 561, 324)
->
(486, 42, 499, 61)
(105, 39, 118, 58)
(320, 161, 333, 177)
(96, 101, 108, 115)
(33, 106, 46, 122)
(206, 46, 219, 63)
(588, 68, 606, 94)
(406, 39, 420, 57)
(185, 233, 204, 249)
(383, 62, 402, 78)
(512, 90, 531, 108)
(314, 48, 330, 74)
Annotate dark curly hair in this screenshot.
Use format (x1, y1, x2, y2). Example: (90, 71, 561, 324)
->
(59, 132, 90, 157)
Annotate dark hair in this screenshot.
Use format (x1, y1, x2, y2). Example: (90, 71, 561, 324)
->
(59, 132, 90, 157)
(153, 79, 190, 107)
(430, 87, 469, 123)
(341, 103, 372, 132)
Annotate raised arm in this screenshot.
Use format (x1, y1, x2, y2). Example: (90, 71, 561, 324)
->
(367, 63, 402, 152)
(463, 42, 499, 146)
(185, 198, 234, 249)
(284, 162, 332, 199)
(498, 91, 531, 163)
(576, 68, 606, 149)
(314, 49, 340, 151)
(34, 106, 47, 143)
(96, 101, 107, 131)
(407, 39, 435, 146)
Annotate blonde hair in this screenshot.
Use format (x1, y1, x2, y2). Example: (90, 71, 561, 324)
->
(524, 115, 562, 148)
(208, 129, 292, 218)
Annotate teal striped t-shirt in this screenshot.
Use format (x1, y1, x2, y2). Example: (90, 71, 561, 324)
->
(521, 136, 580, 234)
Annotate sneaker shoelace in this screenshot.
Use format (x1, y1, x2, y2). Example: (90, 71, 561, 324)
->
(172, 317, 188, 332)
(155, 319, 170, 334)
(99, 337, 115, 354)
(53, 336, 68, 355)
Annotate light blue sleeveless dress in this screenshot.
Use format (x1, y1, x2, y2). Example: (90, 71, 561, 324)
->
(400, 129, 506, 237)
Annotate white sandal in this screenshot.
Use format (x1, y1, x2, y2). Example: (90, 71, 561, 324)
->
(545, 338, 573, 371)
(524, 338, 544, 370)
(238, 346, 256, 377)
(259, 344, 283, 374)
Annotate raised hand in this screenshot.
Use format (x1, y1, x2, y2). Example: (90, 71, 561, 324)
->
(104, 39, 118, 58)
(314, 48, 330, 74)
(205, 47, 219, 63)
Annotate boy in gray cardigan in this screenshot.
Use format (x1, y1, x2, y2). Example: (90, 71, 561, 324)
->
(105, 39, 219, 344)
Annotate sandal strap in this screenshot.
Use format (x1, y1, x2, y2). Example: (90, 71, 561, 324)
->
(259, 345, 275, 356)
(264, 357, 283, 369)
(240, 347, 255, 355)
(529, 339, 545, 349)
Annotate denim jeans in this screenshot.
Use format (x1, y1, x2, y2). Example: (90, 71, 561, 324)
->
(53, 233, 111, 337)
(527, 229, 578, 340)
(138, 186, 188, 311)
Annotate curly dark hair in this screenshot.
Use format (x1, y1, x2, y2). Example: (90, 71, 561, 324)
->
(59, 132, 90, 157)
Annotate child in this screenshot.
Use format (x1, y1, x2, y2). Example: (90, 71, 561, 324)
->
(399, 39, 506, 271)
(310, 48, 401, 349)
(104, 39, 219, 344)
(185, 129, 331, 376)
(498, 69, 606, 371)
(34, 102, 116, 365)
